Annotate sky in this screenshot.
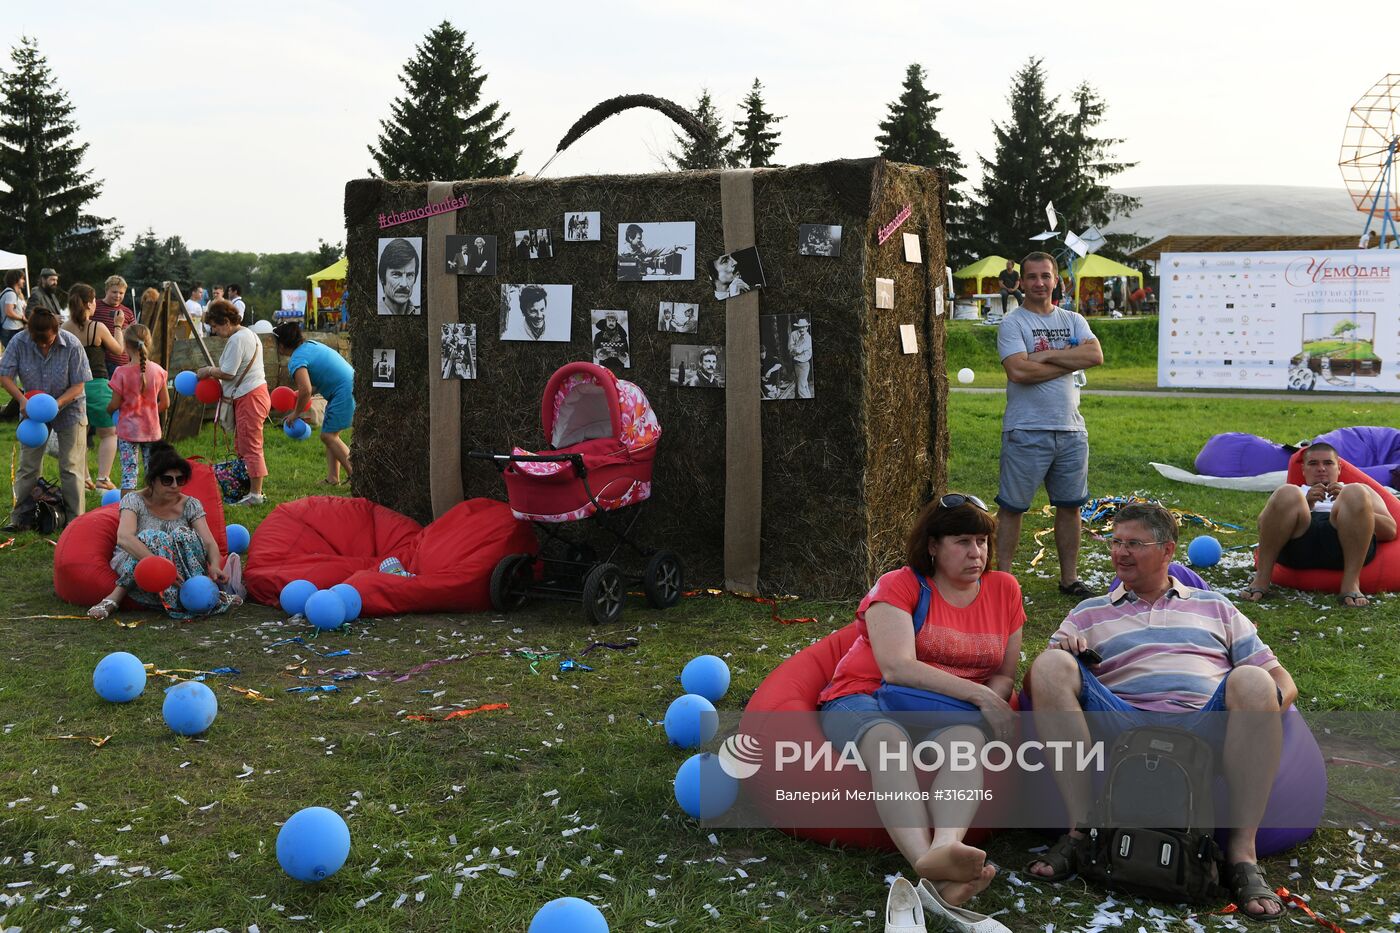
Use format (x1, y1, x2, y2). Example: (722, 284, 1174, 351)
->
(4, 0, 1398, 255)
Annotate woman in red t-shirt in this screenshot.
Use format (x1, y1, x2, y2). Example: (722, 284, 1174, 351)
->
(818, 494, 1024, 908)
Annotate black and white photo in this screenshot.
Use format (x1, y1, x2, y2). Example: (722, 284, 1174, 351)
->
(440, 323, 477, 380)
(446, 234, 497, 275)
(708, 245, 766, 301)
(670, 345, 724, 389)
(798, 223, 842, 257)
(875, 277, 894, 309)
(372, 348, 397, 388)
(564, 212, 600, 242)
(591, 310, 631, 370)
(760, 313, 815, 400)
(499, 284, 573, 342)
(658, 301, 698, 333)
(377, 236, 422, 315)
(903, 232, 922, 264)
(617, 221, 695, 281)
(514, 228, 555, 261)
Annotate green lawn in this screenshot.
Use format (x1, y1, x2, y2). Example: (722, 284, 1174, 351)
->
(0, 395, 1396, 931)
(948, 317, 1162, 390)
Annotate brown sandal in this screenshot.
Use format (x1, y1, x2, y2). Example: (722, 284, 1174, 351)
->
(1227, 861, 1284, 922)
(1025, 831, 1079, 882)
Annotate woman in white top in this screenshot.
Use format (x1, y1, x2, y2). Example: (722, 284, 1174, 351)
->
(195, 299, 270, 505)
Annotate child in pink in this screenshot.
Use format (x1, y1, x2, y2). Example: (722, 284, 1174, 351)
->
(106, 324, 169, 493)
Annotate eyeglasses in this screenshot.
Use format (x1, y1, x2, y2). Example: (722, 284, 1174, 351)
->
(939, 493, 988, 512)
(1107, 538, 1165, 553)
(156, 473, 189, 488)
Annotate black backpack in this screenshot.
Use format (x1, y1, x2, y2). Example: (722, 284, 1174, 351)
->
(1075, 726, 1228, 904)
(13, 477, 69, 534)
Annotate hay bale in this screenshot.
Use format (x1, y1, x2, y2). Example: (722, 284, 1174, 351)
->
(344, 158, 948, 597)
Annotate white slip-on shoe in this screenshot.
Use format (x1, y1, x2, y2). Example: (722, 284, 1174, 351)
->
(916, 878, 1011, 933)
(885, 875, 927, 933)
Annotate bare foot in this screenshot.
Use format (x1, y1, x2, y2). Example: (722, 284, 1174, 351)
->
(934, 863, 997, 906)
(1242, 580, 1269, 602)
(914, 840, 987, 886)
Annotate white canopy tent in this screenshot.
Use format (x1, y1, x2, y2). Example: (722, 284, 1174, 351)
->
(0, 248, 27, 284)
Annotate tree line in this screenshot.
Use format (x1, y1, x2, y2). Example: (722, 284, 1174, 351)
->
(0, 23, 1141, 305)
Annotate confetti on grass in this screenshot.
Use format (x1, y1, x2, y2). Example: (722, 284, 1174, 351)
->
(49, 734, 112, 748)
(404, 703, 509, 723)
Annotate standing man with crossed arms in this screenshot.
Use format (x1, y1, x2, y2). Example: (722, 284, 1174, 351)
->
(995, 251, 1104, 598)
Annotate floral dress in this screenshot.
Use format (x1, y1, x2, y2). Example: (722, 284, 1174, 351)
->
(111, 493, 233, 619)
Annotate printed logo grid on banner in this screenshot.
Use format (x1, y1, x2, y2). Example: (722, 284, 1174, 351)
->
(1158, 249, 1397, 393)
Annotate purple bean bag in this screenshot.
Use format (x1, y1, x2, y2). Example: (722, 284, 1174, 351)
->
(1194, 433, 1293, 477)
(1312, 426, 1400, 488)
(1110, 561, 1207, 593)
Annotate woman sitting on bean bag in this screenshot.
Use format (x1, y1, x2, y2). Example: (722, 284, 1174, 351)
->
(816, 493, 1024, 908)
(88, 443, 239, 621)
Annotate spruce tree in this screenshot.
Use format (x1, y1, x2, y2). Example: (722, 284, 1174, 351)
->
(732, 79, 783, 168)
(368, 21, 518, 181)
(0, 37, 116, 283)
(876, 64, 969, 264)
(125, 229, 164, 295)
(969, 58, 1063, 260)
(1053, 82, 1142, 259)
(671, 90, 735, 170)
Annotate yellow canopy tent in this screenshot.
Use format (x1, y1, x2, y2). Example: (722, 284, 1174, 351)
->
(1070, 254, 1142, 312)
(952, 256, 1015, 297)
(307, 257, 347, 328)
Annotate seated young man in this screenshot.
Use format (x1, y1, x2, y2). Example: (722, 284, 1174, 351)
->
(1246, 442, 1397, 607)
(1024, 502, 1296, 921)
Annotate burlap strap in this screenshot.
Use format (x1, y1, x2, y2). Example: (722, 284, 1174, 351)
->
(425, 181, 463, 518)
(720, 170, 762, 592)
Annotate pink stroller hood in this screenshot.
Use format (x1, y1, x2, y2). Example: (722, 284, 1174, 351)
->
(541, 361, 661, 452)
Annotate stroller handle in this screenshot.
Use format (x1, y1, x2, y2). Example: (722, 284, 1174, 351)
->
(468, 449, 587, 477)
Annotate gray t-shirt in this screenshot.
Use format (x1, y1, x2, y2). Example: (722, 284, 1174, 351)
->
(997, 306, 1096, 432)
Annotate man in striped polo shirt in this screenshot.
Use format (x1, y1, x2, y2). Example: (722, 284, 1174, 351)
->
(1024, 502, 1296, 921)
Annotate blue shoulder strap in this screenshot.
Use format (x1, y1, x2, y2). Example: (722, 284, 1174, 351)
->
(911, 571, 932, 635)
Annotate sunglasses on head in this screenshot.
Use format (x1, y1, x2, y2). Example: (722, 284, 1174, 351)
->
(938, 493, 988, 512)
(156, 473, 189, 487)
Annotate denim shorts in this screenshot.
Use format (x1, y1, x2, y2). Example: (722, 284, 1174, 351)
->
(996, 429, 1090, 513)
(819, 691, 985, 751)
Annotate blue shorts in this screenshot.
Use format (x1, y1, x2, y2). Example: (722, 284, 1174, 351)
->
(996, 429, 1089, 513)
(321, 387, 355, 434)
(819, 690, 982, 750)
(1074, 659, 1280, 745)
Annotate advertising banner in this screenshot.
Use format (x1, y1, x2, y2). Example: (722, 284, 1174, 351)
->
(1158, 250, 1398, 392)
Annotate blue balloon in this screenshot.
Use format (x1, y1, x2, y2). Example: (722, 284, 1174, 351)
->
(280, 579, 318, 616)
(16, 418, 48, 448)
(101, 488, 122, 506)
(173, 370, 199, 396)
(1187, 535, 1223, 568)
(162, 681, 218, 736)
(284, 418, 312, 440)
(663, 693, 718, 749)
(674, 752, 739, 820)
(304, 589, 346, 630)
(276, 806, 351, 882)
(93, 651, 146, 703)
(226, 523, 250, 554)
(330, 583, 362, 623)
(681, 654, 731, 702)
(179, 575, 220, 613)
(25, 392, 58, 424)
(529, 897, 609, 933)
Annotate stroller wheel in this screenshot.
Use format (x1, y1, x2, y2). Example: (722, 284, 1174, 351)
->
(643, 549, 684, 609)
(582, 563, 624, 625)
(490, 554, 534, 612)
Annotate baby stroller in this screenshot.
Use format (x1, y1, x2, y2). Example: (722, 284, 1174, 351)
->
(470, 361, 684, 624)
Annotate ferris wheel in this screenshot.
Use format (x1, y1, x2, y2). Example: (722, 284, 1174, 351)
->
(1338, 74, 1400, 249)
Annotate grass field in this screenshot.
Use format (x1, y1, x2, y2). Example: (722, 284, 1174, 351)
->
(1, 393, 1397, 932)
(947, 317, 1160, 390)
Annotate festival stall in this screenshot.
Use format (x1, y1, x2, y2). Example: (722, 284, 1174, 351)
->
(308, 257, 348, 329)
(952, 255, 1013, 297)
(1070, 253, 1143, 313)
(345, 158, 951, 596)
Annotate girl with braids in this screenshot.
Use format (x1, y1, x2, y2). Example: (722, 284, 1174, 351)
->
(61, 283, 123, 491)
(107, 323, 169, 494)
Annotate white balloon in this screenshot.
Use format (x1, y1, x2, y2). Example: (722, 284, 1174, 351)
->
(249, 320, 274, 334)
(957, 368, 975, 384)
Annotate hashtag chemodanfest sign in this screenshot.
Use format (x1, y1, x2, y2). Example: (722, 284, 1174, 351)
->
(378, 193, 472, 229)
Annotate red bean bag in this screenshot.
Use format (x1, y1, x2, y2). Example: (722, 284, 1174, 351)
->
(1271, 450, 1400, 594)
(741, 623, 1008, 850)
(243, 496, 537, 616)
(53, 459, 229, 609)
